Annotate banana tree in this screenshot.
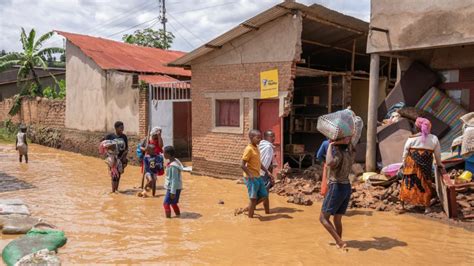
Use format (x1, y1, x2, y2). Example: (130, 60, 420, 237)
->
(0, 28, 64, 115)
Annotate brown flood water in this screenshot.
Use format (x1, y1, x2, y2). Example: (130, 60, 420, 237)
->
(0, 144, 473, 265)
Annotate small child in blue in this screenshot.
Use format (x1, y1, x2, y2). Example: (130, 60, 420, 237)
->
(163, 145, 184, 218)
(140, 144, 163, 197)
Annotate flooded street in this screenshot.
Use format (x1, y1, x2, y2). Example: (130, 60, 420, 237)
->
(0, 144, 473, 265)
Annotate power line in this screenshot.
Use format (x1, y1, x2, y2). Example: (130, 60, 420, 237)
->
(167, 21, 195, 50)
(167, 13, 205, 43)
(86, 1, 158, 35)
(106, 17, 159, 38)
(171, 1, 238, 15)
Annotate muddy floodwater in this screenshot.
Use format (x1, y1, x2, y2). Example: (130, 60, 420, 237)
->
(0, 144, 473, 265)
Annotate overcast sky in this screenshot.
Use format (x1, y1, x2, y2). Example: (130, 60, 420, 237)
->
(0, 0, 370, 53)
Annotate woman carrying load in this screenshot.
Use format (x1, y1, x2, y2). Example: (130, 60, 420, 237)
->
(400, 117, 445, 213)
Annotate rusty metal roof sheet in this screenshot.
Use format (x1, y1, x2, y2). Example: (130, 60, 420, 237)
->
(169, 1, 368, 67)
(56, 31, 191, 77)
(139, 74, 179, 84)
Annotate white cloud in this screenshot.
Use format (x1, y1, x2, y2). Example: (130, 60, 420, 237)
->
(0, 0, 369, 53)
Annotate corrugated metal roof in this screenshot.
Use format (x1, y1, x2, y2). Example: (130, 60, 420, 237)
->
(56, 31, 191, 77)
(139, 74, 179, 84)
(169, 1, 368, 67)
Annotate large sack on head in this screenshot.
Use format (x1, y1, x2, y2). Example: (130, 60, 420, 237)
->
(352, 116, 364, 145)
(461, 127, 474, 158)
(317, 109, 355, 140)
(2, 229, 67, 266)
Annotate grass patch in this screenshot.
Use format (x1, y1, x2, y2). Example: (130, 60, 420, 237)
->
(0, 127, 16, 143)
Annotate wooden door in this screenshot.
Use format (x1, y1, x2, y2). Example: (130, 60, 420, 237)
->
(173, 101, 192, 158)
(257, 99, 282, 172)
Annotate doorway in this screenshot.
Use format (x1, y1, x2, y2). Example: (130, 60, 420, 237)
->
(257, 99, 282, 172)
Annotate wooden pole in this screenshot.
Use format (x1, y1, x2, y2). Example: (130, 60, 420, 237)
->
(387, 57, 392, 93)
(351, 39, 356, 73)
(328, 74, 333, 113)
(366, 54, 380, 172)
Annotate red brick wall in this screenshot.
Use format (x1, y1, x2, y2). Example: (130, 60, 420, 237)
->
(138, 87, 149, 138)
(191, 61, 294, 179)
(0, 97, 65, 128)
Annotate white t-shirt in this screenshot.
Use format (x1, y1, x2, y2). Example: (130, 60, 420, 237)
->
(16, 132, 26, 147)
(259, 140, 274, 175)
(402, 134, 442, 165)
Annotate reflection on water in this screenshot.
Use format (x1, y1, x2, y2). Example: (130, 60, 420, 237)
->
(0, 144, 473, 264)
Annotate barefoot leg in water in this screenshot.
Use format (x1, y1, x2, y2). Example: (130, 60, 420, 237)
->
(320, 212, 346, 249)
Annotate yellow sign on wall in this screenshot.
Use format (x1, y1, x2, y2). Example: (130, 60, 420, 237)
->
(260, 69, 279, 99)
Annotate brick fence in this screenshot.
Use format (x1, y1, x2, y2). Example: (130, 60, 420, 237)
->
(0, 97, 142, 165)
(0, 97, 65, 127)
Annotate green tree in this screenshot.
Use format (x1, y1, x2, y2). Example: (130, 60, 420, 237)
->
(0, 28, 64, 115)
(122, 28, 174, 49)
(0, 50, 6, 56)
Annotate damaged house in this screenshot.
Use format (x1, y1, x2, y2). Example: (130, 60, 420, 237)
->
(169, 2, 395, 179)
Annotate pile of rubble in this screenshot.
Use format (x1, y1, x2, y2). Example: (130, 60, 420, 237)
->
(457, 191, 474, 219)
(349, 181, 402, 211)
(271, 164, 323, 206)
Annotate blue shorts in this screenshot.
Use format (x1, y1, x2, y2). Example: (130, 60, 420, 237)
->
(321, 183, 352, 215)
(244, 177, 268, 199)
(164, 189, 181, 205)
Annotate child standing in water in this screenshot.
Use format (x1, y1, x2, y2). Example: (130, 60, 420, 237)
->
(163, 146, 183, 218)
(16, 125, 28, 163)
(319, 139, 353, 249)
(138, 144, 163, 198)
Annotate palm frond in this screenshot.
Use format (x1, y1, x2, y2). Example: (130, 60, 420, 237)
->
(34, 31, 55, 50)
(0, 52, 22, 62)
(27, 28, 36, 53)
(37, 47, 64, 58)
(0, 60, 20, 72)
(20, 28, 28, 51)
(16, 63, 30, 79)
(35, 56, 48, 70)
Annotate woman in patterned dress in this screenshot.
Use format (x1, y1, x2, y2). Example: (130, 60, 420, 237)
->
(400, 117, 445, 213)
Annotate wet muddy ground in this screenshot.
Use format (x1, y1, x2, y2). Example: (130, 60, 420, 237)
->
(0, 144, 473, 264)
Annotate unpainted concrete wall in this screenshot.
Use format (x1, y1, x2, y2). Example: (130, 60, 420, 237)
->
(105, 71, 139, 134)
(65, 41, 106, 132)
(367, 0, 474, 53)
(65, 42, 139, 135)
(192, 14, 302, 66)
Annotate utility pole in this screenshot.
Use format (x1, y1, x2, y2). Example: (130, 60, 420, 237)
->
(159, 0, 168, 49)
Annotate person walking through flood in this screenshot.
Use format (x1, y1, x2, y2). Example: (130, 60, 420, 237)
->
(399, 117, 445, 213)
(319, 138, 353, 249)
(103, 121, 129, 193)
(138, 144, 164, 198)
(163, 146, 184, 218)
(139, 127, 164, 176)
(234, 130, 275, 216)
(16, 124, 28, 163)
(240, 129, 270, 218)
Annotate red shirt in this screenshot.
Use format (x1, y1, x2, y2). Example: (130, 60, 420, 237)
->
(148, 139, 163, 155)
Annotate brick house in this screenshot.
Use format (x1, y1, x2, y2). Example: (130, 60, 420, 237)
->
(170, 2, 382, 179)
(56, 31, 191, 151)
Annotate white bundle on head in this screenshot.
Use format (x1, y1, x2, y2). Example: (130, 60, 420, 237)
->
(149, 126, 162, 136)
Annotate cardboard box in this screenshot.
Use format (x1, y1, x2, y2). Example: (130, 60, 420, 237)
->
(285, 144, 305, 154)
(305, 96, 320, 105)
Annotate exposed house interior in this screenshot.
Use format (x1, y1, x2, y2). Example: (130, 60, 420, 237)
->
(284, 5, 397, 169)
